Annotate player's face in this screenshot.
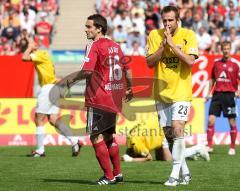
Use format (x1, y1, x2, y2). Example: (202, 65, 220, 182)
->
(222, 44, 231, 59)
(85, 19, 100, 40)
(162, 11, 178, 34)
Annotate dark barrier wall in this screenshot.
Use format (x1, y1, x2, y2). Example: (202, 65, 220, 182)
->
(0, 55, 34, 98)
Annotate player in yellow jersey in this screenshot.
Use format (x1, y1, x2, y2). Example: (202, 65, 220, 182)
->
(146, 6, 199, 186)
(122, 124, 209, 163)
(22, 40, 83, 157)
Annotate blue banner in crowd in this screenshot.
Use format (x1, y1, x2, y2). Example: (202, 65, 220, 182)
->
(205, 98, 240, 132)
(51, 50, 85, 64)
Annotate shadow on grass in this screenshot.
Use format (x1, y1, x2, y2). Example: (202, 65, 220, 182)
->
(43, 178, 164, 185)
(43, 179, 96, 185)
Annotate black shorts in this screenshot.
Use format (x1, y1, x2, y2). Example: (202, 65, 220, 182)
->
(209, 92, 237, 118)
(86, 107, 116, 135)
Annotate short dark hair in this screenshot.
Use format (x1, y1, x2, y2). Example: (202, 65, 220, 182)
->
(221, 41, 231, 49)
(161, 5, 180, 20)
(87, 14, 108, 35)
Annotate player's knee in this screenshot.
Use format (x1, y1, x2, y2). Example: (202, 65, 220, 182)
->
(90, 134, 103, 144)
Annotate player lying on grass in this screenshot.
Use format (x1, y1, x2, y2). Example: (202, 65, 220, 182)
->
(122, 125, 210, 163)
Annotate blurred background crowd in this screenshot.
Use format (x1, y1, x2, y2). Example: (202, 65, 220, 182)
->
(96, 0, 240, 56)
(1, 0, 240, 56)
(0, 0, 59, 55)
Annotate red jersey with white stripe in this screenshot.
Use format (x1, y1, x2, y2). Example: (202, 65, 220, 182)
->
(212, 58, 240, 93)
(82, 37, 129, 113)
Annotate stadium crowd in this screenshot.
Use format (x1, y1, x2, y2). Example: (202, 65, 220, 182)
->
(0, 0, 59, 55)
(96, 0, 240, 56)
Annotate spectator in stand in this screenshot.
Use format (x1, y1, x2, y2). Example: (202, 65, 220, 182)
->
(20, 11, 35, 35)
(132, 12, 145, 35)
(207, 0, 227, 20)
(131, 1, 145, 19)
(0, 36, 15, 55)
(210, 27, 223, 54)
(127, 24, 145, 49)
(177, 0, 194, 19)
(19, 2, 36, 24)
(224, 27, 240, 54)
(35, 12, 52, 36)
(2, 8, 20, 29)
(113, 24, 127, 45)
(125, 40, 145, 56)
(196, 26, 212, 54)
(224, 9, 240, 32)
(36, 1, 55, 25)
(159, 0, 177, 9)
(192, 12, 209, 32)
(112, 10, 132, 32)
(181, 8, 193, 29)
(208, 12, 224, 34)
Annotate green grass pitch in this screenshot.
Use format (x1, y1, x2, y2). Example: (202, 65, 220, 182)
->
(0, 146, 239, 191)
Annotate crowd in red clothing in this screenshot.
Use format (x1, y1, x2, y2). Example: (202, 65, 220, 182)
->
(95, 0, 240, 56)
(0, 0, 59, 55)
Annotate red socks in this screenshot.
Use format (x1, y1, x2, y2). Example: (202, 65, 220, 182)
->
(106, 138, 121, 176)
(230, 126, 237, 149)
(207, 125, 215, 148)
(93, 141, 114, 180)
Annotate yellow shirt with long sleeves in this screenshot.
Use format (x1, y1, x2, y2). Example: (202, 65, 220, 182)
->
(146, 27, 199, 103)
(30, 50, 57, 87)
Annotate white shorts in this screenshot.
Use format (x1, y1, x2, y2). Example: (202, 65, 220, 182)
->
(156, 101, 191, 127)
(35, 84, 59, 114)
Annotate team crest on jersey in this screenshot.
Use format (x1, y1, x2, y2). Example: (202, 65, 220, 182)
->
(223, 64, 227, 67)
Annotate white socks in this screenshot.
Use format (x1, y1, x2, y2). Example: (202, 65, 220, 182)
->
(170, 137, 185, 179)
(36, 126, 45, 153)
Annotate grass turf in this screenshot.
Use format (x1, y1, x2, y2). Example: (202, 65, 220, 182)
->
(0, 145, 239, 191)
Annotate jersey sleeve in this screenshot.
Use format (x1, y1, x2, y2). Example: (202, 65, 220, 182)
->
(82, 42, 98, 71)
(146, 30, 157, 56)
(30, 50, 45, 63)
(185, 30, 199, 58)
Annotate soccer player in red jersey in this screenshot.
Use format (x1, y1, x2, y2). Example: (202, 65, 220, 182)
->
(63, 14, 132, 185)
(206, 41, 240, 155)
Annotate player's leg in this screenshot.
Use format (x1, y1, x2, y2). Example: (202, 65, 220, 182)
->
(88, 107, 115, 185)
(184, 145, 210, 161)
(31, 112, 47, 157)
(166, 101, 191, 186)
(48, 114, 84, 156)
(156, 102, 180, 186)
(207, 93, 221, 152)
(222, 92, 237, 155)
(207, 115, 216, 152)
(155, 138, 172, 161)
(228, 118, 237, 155)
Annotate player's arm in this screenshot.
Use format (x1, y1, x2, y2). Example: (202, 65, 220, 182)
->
(22, 41, 36, 61)
(205, 78, 216, 102)
(124, 69, 133, 102)
(146, 42, 165, 68)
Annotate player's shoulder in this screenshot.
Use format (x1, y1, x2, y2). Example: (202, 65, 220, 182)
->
(229, 57, 240, 68)
(179, 27, 196, 36)
(149, 29, 164, 38)
(214, 57, 222, 63)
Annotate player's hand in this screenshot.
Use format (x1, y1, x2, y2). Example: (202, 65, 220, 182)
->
(146, 153, 153, 161)
(164, 27, 174, 47)
(124, 88, 133, 102)
(235, 90, 240, 98)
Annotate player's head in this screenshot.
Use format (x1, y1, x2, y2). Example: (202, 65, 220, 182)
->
(161, 5, 179, 34)
(221, 41, 231, 59)
(85, 14, 107, 40)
